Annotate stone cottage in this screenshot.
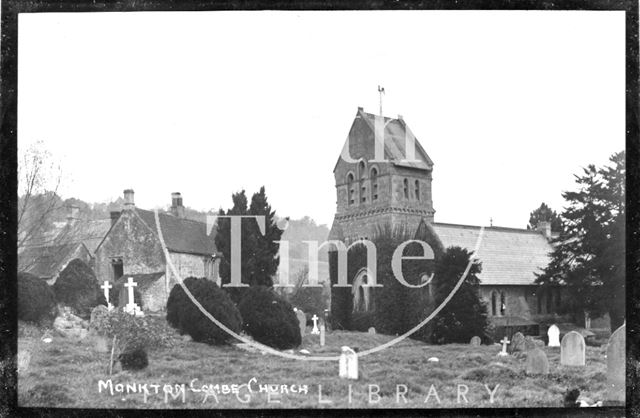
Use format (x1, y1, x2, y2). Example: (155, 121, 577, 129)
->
(94, 190, 219, 312)
(328, 107, 563, 334)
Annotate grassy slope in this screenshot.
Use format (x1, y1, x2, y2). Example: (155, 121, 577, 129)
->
(17, 321, 609, 409)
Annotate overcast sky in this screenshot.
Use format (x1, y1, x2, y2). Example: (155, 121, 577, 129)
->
(18, 10, 625, 228)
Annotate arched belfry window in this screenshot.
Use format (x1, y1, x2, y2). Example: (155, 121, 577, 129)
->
(491, 291, 498, 316)
(352, 268, 372, 312)
(403, 178, 409, 199)
(347, 173, 355, 205)
(371, 167, 378, 201)
(415, 180, 420, 201)
(500, 292, 506, 316)
(358, 160, 366, 179)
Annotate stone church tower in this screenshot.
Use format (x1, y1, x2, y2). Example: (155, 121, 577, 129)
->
(328, 107, 435, 243)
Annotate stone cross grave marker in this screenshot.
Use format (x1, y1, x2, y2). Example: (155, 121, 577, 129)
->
(339, 346, 358, 380)
(525, 348, 549, 375)
(124, 277, 142, 315)
(497, 336, 510, 356)
(547, 324, 560, 347)
(320, 320, 326, 347)
(509, 332, 526, 353)
(470, 336, 481, 346)
(294, 308, 306, 338)
(606, 324, 625, 404)
(101, 280, 114, 311)
(560, 331, 586, 366)
(311, 314, 320, 335)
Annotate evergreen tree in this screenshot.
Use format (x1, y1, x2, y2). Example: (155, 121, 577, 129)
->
(430, 246, 489, 344)
(536, 151, 625, 330)
(527, 202, 563, 232)
(215, 187, 283, 302)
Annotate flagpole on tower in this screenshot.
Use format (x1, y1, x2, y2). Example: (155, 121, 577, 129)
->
(378, 85, 385, 116)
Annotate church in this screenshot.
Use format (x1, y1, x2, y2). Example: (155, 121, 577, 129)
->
(328, 107, 564, 335)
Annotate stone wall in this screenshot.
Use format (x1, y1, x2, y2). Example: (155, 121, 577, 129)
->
(142, 276, 169, 312)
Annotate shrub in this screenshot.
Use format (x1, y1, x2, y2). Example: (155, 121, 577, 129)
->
(237, 286, 301, 349)
(166, 277, 243, 345)
(18, 272, 57, 324)
(92, 310, 174, 352)
(286, 267, 330, 318)
(53, 259, 102, 319)
(119, 347, 149, 370)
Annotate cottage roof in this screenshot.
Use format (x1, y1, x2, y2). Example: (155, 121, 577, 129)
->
(432, 222, 553, 286)
(136, 209, 216, 256)
(19, 242, 89, 279)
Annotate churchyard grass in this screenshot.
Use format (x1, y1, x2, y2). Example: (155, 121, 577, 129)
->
(17, 319, 609, 409)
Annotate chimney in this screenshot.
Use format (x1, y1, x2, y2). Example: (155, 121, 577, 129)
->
(110, 211, 121, 226)
(170, 192, 185, 218)
(66, 205, 80, 222)
(357, 106, 363, 112)
(536, 221, 552, 240)
(123, 189, 135, 210)
(397, 114, 403, 121)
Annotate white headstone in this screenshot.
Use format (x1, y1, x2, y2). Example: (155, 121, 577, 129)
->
(560, 331, 586, 366)
(497, 336, 510, 356)
(547, 324, 560, 347)
(606, 324, 625, 403)
(470, 336, 481, 346)
(320, 322, 326, 346)
(101, 280, 113, 311)
(368, 327, 376, 335)
(124, 277, 141, 315)
(311, 314, 320, 335)
(339, 346, 358, 380)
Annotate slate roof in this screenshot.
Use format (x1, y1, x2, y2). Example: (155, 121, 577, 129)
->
(432, 223, 553, 286)
(136, 209, 216, 256)
(115, 272, 165, 291)
(19, 242, 88, 279)
(332, 109, 433, 172)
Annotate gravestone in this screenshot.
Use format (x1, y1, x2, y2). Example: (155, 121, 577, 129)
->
(525, 348, 549, 375)
(17, 350, 31, 373)
(497, 336, 510, 357)
(606, 324, 625, 404)
(509, 332, 526, 353)
(560, 331, 586, 366)
(524, 336, 545, 351)
(311, 315, 320, 335)
(547, 324, 560, 347)
(368, 327, 376, 335)
(295, 309, 306, 338)
(92, 335, 109, 353)
(470, 336, 481, 346)
(339, 346, 358, 380)
(320, 321, 326, 347)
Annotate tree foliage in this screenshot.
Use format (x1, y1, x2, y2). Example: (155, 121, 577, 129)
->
(237, 286, 301, 349)
(215, 187, 284, 302)
(527, 202, 563, 232)
(53, 259, 102, 319)
(166, 277, 243, 345)
(18, 272, 58, 324)
(536, 151, 625, 330)
(430, 246, 489, 344)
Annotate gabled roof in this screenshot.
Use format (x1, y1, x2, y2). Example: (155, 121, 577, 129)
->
(19, 242, 89, 279)
(115, 272, 165, 292)
(334, 108, 434, 172)
(432, 222, 553, 286)
(136, 209, 216, 256)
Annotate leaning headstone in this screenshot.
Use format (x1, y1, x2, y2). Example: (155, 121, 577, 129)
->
(547, 324, 560, 347)
(368, 327, 376, 335)
(339, 346, 358, 380)
(294, 309, 306, 338)
(470, 336, 481, 346)
(560, 331, 586, 366)
(524, 336, 545, 351)
(606, 324, 625, 404)
(509, 332, 526, 353)
(525, 348, 549, 375)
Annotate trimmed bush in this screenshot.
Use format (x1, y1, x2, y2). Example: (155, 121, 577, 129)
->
(238, 286, 301, 349)
(18, 272, 57, 324)
(53, 259, 102, 319)
(92, 310, 174, 352)
(166, 277, 243, 345)
(119, 347, 149, 370)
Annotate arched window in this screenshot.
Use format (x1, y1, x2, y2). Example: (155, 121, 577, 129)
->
(403, 178, 409, 199)
(415, 180, 420, 201)
(371, 167, 378, 201)
(358, 161, 366, 179)
(352, 268, 371, 312)
(347, 173, 355, 205)
(491, 291, 498, 316)
(500, 292, 506, 316)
